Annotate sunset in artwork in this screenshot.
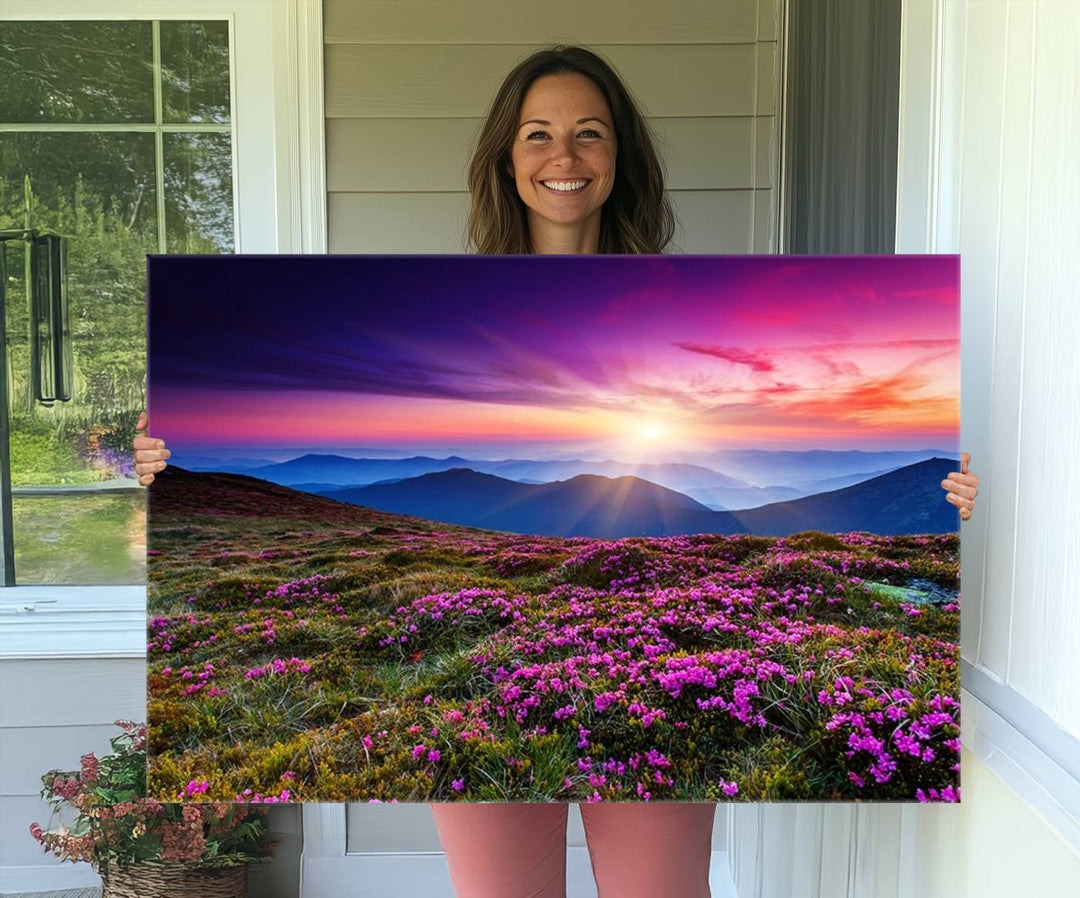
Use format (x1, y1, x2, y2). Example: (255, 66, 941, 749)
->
(151, 256, 958, 457)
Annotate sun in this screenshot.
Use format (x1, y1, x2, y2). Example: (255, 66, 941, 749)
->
(637, 420, 666, 441)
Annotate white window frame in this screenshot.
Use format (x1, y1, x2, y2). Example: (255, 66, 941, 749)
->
(0, 0, 326, 660)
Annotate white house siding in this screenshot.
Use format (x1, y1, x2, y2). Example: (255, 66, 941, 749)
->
(0, 658, 146, 894)
(0, 651, 300, 898)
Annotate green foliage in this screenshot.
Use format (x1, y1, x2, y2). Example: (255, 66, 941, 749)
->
(31, 721, 273, 874)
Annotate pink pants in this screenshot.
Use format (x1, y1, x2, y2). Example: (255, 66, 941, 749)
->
(430, 802, 716, 898)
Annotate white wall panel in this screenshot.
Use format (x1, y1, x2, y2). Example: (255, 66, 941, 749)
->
(0, 660, 146, 728)
(1006, 0, 1080, 728)
(899, 0, 1080, 738)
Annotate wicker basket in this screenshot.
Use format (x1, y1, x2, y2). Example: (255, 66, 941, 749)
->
(100, 862, 247, 898)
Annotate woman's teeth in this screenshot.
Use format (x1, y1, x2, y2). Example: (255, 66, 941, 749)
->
(542, 179, 588, 192)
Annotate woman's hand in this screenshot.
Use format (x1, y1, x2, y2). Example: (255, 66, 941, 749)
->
(941, 452, 979, 521)
(133, 411, 171, 486)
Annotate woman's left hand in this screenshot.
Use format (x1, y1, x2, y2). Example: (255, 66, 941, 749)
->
(941, 452, 979, 521)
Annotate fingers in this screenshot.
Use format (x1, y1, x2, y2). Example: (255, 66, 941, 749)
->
(941, 475, 978, 500)
(135, 457, 169, 474)
(133, 409, 169, 488)
(942, 459, 978, 521)
(944, 490, 975, 510)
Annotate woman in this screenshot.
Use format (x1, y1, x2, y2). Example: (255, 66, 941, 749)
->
(135, 46, 979, 898)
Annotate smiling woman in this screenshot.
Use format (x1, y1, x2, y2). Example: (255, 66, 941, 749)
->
(466, 45, 674, 255)
(509, 73, 617, 252)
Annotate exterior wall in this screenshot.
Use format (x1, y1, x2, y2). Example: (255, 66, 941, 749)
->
(731, 0, 1080, 894)
(323, 0, 781, 254)
(0, 657, 146, 894)
(0, 653, 299, 898)
(728, 748, 1080, 898)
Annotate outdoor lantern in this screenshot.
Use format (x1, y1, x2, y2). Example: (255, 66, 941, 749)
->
(0, 229, 73, 406)
(30, 233, 73, 405)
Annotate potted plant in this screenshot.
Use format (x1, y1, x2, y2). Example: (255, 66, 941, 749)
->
(30, 720, 275, 897)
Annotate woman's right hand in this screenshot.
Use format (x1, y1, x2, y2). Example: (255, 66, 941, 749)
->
(133, 411, 170, 486)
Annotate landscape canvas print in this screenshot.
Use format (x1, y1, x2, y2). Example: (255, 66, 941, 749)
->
(146, 254, 961, 804)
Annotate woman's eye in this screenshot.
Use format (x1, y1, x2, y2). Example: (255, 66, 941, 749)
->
(578, 129, 602, 138)
(525, 130, 550, 140)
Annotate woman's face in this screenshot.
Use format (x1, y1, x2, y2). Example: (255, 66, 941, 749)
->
(509, 73, 617, 239)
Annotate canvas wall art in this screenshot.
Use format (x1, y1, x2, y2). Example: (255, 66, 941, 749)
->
(146, 254, 961, 804)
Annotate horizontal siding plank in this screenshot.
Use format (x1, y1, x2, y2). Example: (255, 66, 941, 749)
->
(326, 117, 763, 193)
(670, 189, 755, 254)
(325, 0, 759, 45)
(0, 659, 146, 727)
(656, 117, 756, 189)
(346, 802, 443, 852)
(758, 0, 780, 42)
(328, 188, 757, 255)
(327, 119, 478, 192)
(326, 44, 758, 118)
(329, 192, 469, 253)
(0, 724, 122, 796)
(2, 794, 67, 866)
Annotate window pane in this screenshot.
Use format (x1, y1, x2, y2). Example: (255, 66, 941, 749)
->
(0, 21, 154, 124)
(160, 20, 232, 124)
(12, 492, 146, 585)
(1, 132, 155, 585)
(164, 133, 235, 253)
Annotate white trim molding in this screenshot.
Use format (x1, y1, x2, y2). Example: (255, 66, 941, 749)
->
(0, 586, 145, 660)
(273, 0, 328, 254)
(961, 678, 1080, 852)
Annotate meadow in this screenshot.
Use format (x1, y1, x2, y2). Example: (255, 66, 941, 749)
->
(146, 468, 960, 804)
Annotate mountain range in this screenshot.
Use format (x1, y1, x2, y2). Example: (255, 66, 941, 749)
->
(319, 458, 960, 538)
(185, 449, 948, 512)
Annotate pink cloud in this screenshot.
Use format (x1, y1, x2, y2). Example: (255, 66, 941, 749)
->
(673, 343, 777, 372)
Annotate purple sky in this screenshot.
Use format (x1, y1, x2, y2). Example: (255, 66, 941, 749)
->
(148, 255, 959, 459)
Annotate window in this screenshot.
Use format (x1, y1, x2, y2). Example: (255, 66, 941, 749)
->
(0, 19, 234, 585)
(0, 0, 322, 660)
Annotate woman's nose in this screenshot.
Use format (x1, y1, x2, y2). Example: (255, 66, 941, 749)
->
(549, 134, 579, 166)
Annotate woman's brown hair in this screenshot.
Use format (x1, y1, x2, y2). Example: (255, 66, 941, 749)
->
(466, 45, 675, 255)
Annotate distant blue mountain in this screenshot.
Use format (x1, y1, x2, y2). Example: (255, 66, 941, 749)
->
(683, 449, 949, 486)
(320, 458, 960, 538)
(232, 453, 752, 496)
(322, 469, 724, 538)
